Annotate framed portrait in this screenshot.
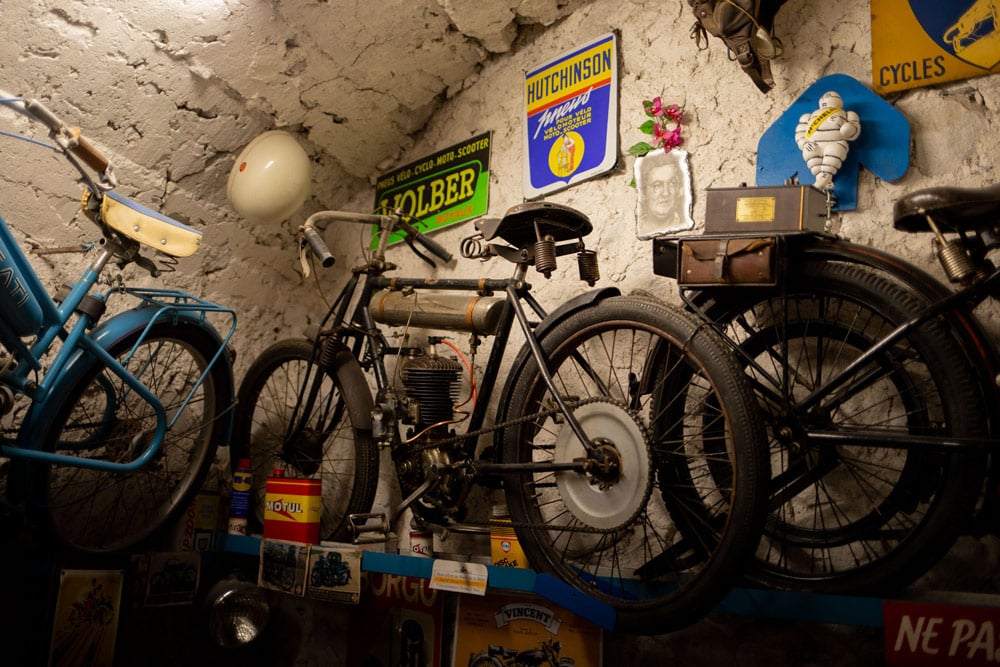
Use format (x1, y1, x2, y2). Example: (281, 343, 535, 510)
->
(634, 148, 694, 239)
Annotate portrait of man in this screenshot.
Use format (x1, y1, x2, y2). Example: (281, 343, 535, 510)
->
(634, 148, 694, 239)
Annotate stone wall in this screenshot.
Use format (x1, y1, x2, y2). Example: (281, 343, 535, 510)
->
(2, 1, 999, 663)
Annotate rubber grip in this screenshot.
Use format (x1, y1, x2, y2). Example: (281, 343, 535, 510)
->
(414, 232, 453, 263)
(72, 133, 110, 173)
(303, 227, 335, 268)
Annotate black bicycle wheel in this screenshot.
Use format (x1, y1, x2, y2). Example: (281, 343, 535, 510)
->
(231, 338, 378, 541)
(696, 260, 987, 593)
(501, 296, 768, 635)
(34, 322, 230, 554)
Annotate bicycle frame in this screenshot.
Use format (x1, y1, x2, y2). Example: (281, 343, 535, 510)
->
(679, 233, 1000, 453)
(301, 211, 612, 470)
(0, 93, 237, 474)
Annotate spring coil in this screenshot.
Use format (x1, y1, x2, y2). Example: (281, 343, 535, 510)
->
(534, 237, 557, 277)
(577, 249, 599, 286)
(460, 233, 491, 260)
(319, 335, 341, 371)
(936, 239, 976, 284)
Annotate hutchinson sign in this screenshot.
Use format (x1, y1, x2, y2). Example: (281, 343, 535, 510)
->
(522, 32, 619, 198)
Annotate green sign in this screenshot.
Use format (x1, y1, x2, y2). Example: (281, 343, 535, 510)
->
(372, 132, 491, 245)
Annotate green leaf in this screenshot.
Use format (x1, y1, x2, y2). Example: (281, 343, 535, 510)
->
(638, 119, 656, 135)
(628, 141, 654, 156)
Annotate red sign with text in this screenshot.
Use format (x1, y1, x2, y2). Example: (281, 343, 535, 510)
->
(884, 599, 1000, 666)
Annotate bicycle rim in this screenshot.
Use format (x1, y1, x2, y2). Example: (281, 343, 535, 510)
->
(37, 324, 225, 554)
(700, 261, 987, 592)
(232, 338, 378, 541)
(502, 296, 767, 634)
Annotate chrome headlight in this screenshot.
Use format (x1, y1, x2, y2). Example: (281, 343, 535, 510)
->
(205, 579, 270, 648)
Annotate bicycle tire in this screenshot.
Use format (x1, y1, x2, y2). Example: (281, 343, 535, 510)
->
(501, 296, 768, 635)
(231, 338, 379, 541)
(695, 260, 987, 593)
(32, 322, 230, 554)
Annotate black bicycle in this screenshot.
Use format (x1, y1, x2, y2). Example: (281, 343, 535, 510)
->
(231, 201, 770, 634)
(654, 183, 999, 595)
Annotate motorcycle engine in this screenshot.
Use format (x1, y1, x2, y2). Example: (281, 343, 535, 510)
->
(394, 350, 471, 522)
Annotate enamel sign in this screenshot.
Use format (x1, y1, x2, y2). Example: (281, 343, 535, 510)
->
(373, 131, 491, 245)
(523, 32, 618, 198)
(872, 0, 1000, 93)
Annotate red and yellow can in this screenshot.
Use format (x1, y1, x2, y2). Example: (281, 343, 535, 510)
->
(263, 475, 321, 544)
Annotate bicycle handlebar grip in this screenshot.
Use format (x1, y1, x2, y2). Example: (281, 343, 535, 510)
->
(303, 226, 335, 268)
(415, 232, 453, 263)
(396, 219, 452, 263)
(71, 132, 110, 174)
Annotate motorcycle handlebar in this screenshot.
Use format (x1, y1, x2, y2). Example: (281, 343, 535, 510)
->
(301, 209, 453, 266)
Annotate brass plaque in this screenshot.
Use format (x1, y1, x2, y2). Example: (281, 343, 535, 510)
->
(735, 196, 776, 223)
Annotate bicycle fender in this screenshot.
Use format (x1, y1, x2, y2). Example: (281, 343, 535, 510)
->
(491, 286, 620, 462)
(17, 307, 236, 453)
(529, 286, 621, 341)
(310, 337, 373, 430)
(800, 239, 1000, 406)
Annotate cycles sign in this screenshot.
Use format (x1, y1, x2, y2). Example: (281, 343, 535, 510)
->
(871, 0, 1000, 93)
(373, 131, 491, 245)
(522, 32, 618, 198)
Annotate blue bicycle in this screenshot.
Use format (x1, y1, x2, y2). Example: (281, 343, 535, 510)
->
(0, 86, 236, 554)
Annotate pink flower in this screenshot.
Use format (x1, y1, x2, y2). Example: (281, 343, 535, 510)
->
(664, 104, 683, 123)
(649, 96, 664, 117)
(653, 122, 669, 144)
(662, 127, 684, 150)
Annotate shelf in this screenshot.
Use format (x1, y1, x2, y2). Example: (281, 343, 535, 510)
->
(216, 533, 1000, 634)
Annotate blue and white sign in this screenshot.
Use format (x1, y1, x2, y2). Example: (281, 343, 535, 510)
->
(523, 32, 618, 199)
(757, 74, 911, 211)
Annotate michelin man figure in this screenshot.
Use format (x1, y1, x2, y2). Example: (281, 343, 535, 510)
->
(795, 91, 861, 191)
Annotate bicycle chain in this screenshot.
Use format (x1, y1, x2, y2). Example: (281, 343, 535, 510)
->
(410, 396, 656, 536)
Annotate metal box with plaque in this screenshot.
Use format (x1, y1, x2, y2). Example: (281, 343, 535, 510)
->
(704, 185, 829, 234)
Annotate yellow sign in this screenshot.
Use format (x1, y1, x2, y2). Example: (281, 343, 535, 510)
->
(872, 0, 1000, 93)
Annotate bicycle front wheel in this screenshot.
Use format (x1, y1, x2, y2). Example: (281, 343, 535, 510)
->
(501, 296, 768, 635)
(33, 322, 231, 554)
(231, 338, 378, 541)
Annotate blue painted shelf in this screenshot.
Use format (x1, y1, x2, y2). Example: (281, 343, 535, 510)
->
(217, 533, 896, 631)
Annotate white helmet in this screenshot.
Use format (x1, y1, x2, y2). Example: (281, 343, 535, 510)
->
(227, 130, 311, 224)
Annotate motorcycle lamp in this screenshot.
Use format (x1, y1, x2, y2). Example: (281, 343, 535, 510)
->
(227, 130, 312, 224)
(204, 577, 270, 648)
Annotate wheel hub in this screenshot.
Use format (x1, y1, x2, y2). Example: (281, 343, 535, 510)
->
(553, 399, 652, 531)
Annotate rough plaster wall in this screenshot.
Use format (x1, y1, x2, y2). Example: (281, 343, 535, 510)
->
(336, 0, 1000, 659)
(3, 0, 1000, 659)
(0, 0, 593, 375)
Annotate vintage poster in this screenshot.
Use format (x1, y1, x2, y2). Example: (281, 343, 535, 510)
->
(454, 591, 603, 667)
(871, 1, 1000, 94)
(372, 131, 492, 245)
(523, 31, 619, 198)
(48, 569, 124, 667)
(307, 543, 362, 603)
(144, 551, 200, 606)
(345, 572, 445, 667)
(258, 538, 310, 597)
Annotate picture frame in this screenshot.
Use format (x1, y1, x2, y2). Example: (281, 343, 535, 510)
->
(633, 148, 695, 239)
